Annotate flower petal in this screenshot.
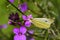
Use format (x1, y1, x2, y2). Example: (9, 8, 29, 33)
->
(28, 14, 33, 19)
(15, 13, 19, 20)
(27, 36, 34, 40)
(30, 38, 35, 40)
(18, 2, 27, 12)
(9, 0, 14, 3)
(13, 28, 19, 35)
(0, 24, 7, 29)
(14, 35, 20, 40)
(20, 26, 27, 34)
(22, 15, 27, 20)
(2, 24, 7, 29)
(0, 25, 3, 29)
(25, 21, 31, 27)
(20, 35, 26, 40)
(28, 30, 34, 34)
(14, 35, 26, 40)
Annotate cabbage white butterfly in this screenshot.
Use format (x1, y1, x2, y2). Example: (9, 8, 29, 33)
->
(30, 18, 54, 29)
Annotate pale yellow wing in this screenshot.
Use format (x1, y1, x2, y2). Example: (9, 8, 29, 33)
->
(30, 18, 54, 29)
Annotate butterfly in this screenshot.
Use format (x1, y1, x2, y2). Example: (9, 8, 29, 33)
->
(30, 18, 54, 29)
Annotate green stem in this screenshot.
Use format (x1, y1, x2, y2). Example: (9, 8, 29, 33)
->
(7, 0, 25, 15)
(27, 32, 44, 38)
(44, 30, 49, 40)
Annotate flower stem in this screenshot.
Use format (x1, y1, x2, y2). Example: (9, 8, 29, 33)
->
(44, 30, 49, 40)
(7, 0, 25, 15)
(27, 32, 44, 38)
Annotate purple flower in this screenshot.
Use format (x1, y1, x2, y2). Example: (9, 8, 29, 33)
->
(13, 28, 19, 35)
(28, 30, 34, 34)
(14, 35, 26, 40)
(14, 35, 20, 40)
(27, 36, 35, 40)
(30, 38, 35, 40)
(25, 21, 31, 27)
(18, 2, 28, 12)
(13, 26, 27, 35)
(8, 20, 16, 26)
(2, 24, 7, 28)
(9, 0, 14, 3)
(22, 14, 32, 20)
(22, 15, 27, 20)
(22, 14, 32, 27)
(8, 12, 20, 26)
(20, 26, 27, 34)
(0, 24, 7, 29)
(13, 26, 27, 40)
(27, 14, 33, 19)
(9, 13, 19, 22)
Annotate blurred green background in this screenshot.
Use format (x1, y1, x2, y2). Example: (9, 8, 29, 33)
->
(0, 0, 60, 40)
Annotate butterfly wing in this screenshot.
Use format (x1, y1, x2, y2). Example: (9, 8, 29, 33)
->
(31, 18, 54, 29)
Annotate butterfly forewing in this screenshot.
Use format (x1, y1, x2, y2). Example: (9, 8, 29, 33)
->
(31, 18, 54, 29)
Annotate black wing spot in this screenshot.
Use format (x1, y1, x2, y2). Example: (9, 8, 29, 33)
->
(45, 20, 48, 22)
